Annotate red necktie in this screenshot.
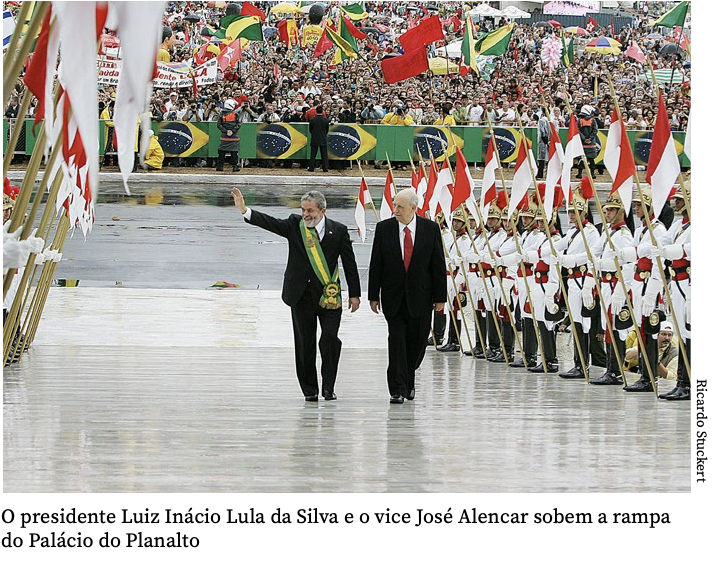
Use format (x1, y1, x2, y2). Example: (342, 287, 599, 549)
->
(403, 226, 413, 271)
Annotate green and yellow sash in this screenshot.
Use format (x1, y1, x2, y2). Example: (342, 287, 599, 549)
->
(300, 221, 341, 309)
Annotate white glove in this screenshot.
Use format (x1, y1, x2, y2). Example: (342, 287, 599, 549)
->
(544, 281, 559, 311)
(610, 285, 625, 315)
(660, 244, 684, 260)
(452, 256, 465, 268)
(3, 227, 31, 273)
(598, 257, 616, 271)
(465, 253, 480, 264)
(641, 277, 663, 317)
(501, 252, 521, 268)
(46, 249, 62, 263)
(478, 251, 495, 266)
(649, 245, 662, 259)
(561, 255, 576, 269)
(603, 247, 618, 261)
(581, 279, 594, 308)
(523, 250, 540, 265)
(34, 252, 47, 265)
(618, 247, 637, 263)
(637, 244, 653, 259)
(546, 254, 559, 267)
(26, 230, 45, 255)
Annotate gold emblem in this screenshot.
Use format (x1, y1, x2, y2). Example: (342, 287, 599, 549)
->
(640, 271, 649, 280)
(687, 267, 691, 276)
(618, 309, 630, 322)
(458, 291, 467, 307)
(649, 312, 660, 326)
(580, 265, 587, 273)
(605, 273, 612, 281)
(305, 234, 316, 248)
(486, 270, 492, 276)
(326, 282, 339, 297)
(548, 303, 559, 314)
(536, 272, 541, 278)
(669, 268, 676, 277)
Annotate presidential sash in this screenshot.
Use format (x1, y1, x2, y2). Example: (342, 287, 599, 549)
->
(300, 221, 341, 309)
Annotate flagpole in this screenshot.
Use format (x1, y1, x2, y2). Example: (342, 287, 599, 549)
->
(445, 148, 510, 364)
(356, 159, 379, 221)
(607, 78, 690, 385)
(3, 89, 33, 176)
(514, 114, 591, 381)
(487, 114, 545, 372)
(545, 92, 628, 386)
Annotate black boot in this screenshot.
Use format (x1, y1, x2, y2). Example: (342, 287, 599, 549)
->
(510, 318, 536, 367)
(662, 338, 691, 400)
(624, 333, 657, 392)
(427, 311, 446, 346)
(591, 337, 625, 385)
(438, 316, 461, 352)
(490, 321, 514, 363)
(560, 323, 588, 379)
(465, 311, 486, 357)
(529, 324, 558, 373)
(536, 159, 546, 179)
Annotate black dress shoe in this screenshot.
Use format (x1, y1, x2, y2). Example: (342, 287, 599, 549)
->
(406, 389, 415, 401)
(623, 379, 654, 392)
(322, 169, 329, 172)
(509, 357, 532, 368)
(437, 342, 460, 352)
(527, 363, 545, 373)
(307, 168, 315, 172)
(323, 392, 337, 401)
(559, 366, 585, 379)
(663, 386, 690, 400)
(464, 345, 484, 357)
(390, 395, 404, 404)
(305, 395, 319, 402)
(590, 372, 623, 385)
(489, 352, 507, 363)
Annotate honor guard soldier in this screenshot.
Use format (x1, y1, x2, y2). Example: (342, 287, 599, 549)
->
(499, 195, 543, 369)
(493, 195, 520, 364)
(553, 178, 601, 379)
(464, 200, 504, 359)
(523, 185, 563, 373)
(655, 185, 690, 400)
(438, 209, 472, 352)
(612, 186, 671, 392)
(587, 192, 634, 385)
(427, 212, 451, 346)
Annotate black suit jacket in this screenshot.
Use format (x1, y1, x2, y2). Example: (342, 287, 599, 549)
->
(247, 210, 361, 307)
(368, 216, 446, 318)
(308, 115, 330, 146)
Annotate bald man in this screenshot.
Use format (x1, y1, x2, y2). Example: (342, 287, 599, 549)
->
(368, 189, 446, 403)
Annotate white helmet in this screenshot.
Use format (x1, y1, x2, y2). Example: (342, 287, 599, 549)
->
(580, 105, 594, 117)
(224, 99, 238, 110)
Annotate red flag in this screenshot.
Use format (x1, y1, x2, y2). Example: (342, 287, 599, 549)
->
(585, 16, 598, 33)
(23, 7, 53, 133)
(278, 19, 300, 46)
(398, 15, 443, 51)
(217, 39, 241, 71)
(240, 2, 267, 22)
(342, 15, 367, 39)
(625, 41, 647, 64)
(381, 47, 429, 84)
(419, 158, 438, 217)
(604, 108, 635, 211)
(451, 148, 472, 211)
(313, 24, 335, 58)
(379, 171, 396, 220)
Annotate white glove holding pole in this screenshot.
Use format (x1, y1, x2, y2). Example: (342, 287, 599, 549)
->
(26, 229, 45, 255)
(618, 247, 637, 263)
(581, 277, 594, 308)
(659, 244, 684, 260)
(641, 277, 663, 317)
(501, 252, 521, 269)
(544, 281, 559, 311)
(478, 251, 495, 266)
(610, 285, 625, 314)
(522, 250, 540, 265)
(561, 255, 576, 269)
(465, 253, 480, 264)
(546, 253, 559, 267)
(3, 225, 30, 273)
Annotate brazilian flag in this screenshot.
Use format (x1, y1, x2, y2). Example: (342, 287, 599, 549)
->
(475, 22, 515, 56)
(328, 124, 377, 160)
(340, 2, 368, 21)
(482, 128, 521, 163)
(327, 24, 358, 63)
(256, 123, 307, 159)
(157, 121, 210, 157)
(413, 126, 465, 162)
(224, 15, 263, 41)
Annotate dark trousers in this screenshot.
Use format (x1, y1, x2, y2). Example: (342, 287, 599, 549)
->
(290, 287, 342, 397)
(385, 300, 432, 398)
(309, 144, 329, 172)
(217, 150, 238, 170)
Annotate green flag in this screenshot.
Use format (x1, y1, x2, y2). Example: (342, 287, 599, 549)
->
(225, 15, 263, 41)
(474, 23, 515, 56)
(561, 30, 574, 68)
(327, 25, 358, 63)
(652, 1, 688, 28)
(461, 15, 479, 74)
(341, 2, 368, 21)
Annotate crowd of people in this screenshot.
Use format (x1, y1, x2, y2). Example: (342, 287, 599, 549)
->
(4, 2, 691, 170)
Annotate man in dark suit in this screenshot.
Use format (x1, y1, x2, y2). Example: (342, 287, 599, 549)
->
(368, 188, 446, 404)
(231, 188, 361, 401)
(307, 104, 330, 172)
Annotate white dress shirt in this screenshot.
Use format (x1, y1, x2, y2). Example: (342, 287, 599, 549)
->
(397, 216, 417, 261)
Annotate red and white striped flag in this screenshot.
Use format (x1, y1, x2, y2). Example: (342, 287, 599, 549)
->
(646, 91, 680, 216)
(544, 122, 564, 220)
(454, 147, 482, 223)
(416, 164, 428, 213)
(561, 114, 584, 203)
(507, 139, 536, 217)
(419, 158, 437, 217)
(379, 171, 396, 220)
(355, 177, 371, 242)
(604, 108, 635, 211)
(480, 136, 498, 222)
(431, 158, 454, 220)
